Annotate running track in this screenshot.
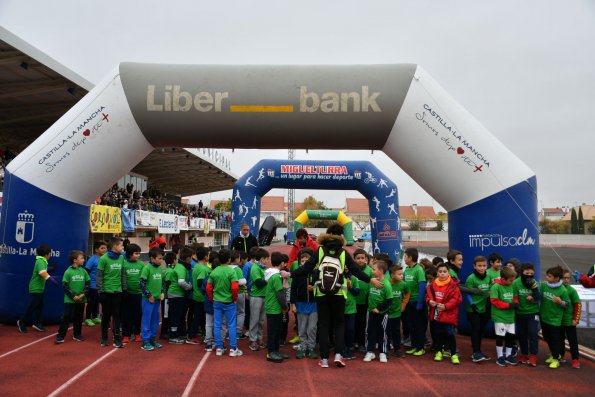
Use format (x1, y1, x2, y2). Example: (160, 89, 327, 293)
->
(1, 243, 593, 396)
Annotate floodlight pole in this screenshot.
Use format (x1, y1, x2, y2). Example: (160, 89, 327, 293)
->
(287, 149, 295, 243)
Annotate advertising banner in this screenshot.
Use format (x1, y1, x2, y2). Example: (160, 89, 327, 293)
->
(121, 208, 135, 232)
(158, 213, 179, 234)
(90, 204, 122, 233)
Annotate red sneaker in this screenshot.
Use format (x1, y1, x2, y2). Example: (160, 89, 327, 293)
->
(518, 354, 528, 364)
(122, 337, 130, 344)
(134, 335, 142, 343)
(528, 355, 537, 367)
(572, 359, 580, 369)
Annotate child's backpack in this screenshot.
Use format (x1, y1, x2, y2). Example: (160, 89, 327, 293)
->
(314, 246, 345, 295)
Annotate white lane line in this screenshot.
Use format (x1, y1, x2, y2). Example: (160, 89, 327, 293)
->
(0, 327, 72, 360)
(47, 348, 119, 397)
(181, 352, 211, 397)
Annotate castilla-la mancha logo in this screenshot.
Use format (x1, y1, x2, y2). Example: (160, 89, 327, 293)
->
(16, 211, 35, 244)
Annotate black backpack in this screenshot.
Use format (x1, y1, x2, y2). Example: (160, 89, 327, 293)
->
(314, 246, 345, 295)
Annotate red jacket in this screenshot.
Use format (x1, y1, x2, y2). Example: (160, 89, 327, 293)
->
(288, 236, 319, 265)
(579, 273, 595, 288)
(426, 277, 462, 326)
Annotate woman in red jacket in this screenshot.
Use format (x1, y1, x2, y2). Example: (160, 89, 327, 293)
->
(426, 263, 463, 365)
(288, 228, 319, 265)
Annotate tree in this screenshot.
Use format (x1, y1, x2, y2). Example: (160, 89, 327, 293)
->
(570, 208, 578, 234)
(214, 198, 232, 212)
(540, 218, 570, 234)
(434, 219, 444, 231)
(578, 207, 585, 234)
(589, 217, 595, 234)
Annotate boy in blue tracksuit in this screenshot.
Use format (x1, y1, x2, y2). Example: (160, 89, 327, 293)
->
(139, 247, 165, 351)
(202, 265, 215, 351)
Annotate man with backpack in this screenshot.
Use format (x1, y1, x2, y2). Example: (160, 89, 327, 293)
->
(288, 223, 383, 368)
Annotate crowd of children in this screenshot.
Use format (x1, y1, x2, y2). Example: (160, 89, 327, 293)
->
(16, 234, 586, 370)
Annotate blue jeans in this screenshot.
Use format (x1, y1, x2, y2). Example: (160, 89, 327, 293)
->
(214, 301, 237, 349)
(141, 298, 161, 343)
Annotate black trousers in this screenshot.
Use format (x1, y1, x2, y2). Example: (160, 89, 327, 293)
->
(405, 301, 427, 350)
(389, 316, 402, 352)
(541, 321, 561, 359)
(100, 292, 122, 341)
(366, 311, 389, 354)
(58, 303, 84, 338)
(560, 325, 579, 360)
(121, 293, 142, 337)
(168, 297, 188, 338)
(188, 300, 206, 338)
(316, 294, 346, 359)
(19, 293, 44, 326)
(85, 288, 99, 320)
(467, 310, 490, 354)
(266, 313, 282, 353)
(355, 303, 367, 346)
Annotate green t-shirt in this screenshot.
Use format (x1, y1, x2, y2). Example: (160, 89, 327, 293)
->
(191, 263, 211, 302)
(367, 277, 393, 314)
(561, 284, 581, 326)
(465, 273, 492, 313)
(28, 256, 49, 293)
(168, 263, 189, 297)
(354, 265, 372, 305)
(98, 253, 124, 293)
(404, 264, 426, 302)
(265, 272, 283, 315)
(232, 265, 246, 293)
(250, 263, 267, 297)
(388, 280, 410, 319)
(449, 267, 458, 280)
(487, 268, 500, 282)
(124, 260, 144, 295)
(62, 266, 90, 303)
(512, 278, 539, 315)
(539, 282, 570, 326)
(490, 282, 515, 324)
(208, 265, 238, 303)
(164, 267, 174, 294)
(345, 276, 359, 315)
(140, 263, 164, 299)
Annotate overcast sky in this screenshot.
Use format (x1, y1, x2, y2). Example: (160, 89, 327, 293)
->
(1, 0, 594, 211)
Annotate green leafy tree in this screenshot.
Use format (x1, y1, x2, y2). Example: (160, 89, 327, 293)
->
(214, 198, 232, 212)
(578, 207, 585, 234)
(589, 217, 595, 234)
(570, 208, 578, 234)
(434, 219, 444, 231)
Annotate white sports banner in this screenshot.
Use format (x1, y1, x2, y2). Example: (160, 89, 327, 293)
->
(179, 216, 189, 230)
(135, 210, 151, 226)
(158, 213, 179, 234)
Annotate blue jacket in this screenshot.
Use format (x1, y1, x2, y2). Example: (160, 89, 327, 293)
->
(243, 261, 254, 295)
(201, 277, 213, 314)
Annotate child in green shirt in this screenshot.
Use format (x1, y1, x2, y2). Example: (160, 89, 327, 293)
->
(122, 243, 144, 343)
(55, 250, 90, 343)
(264, 252, 289, 363)
(513, 262, 540, 366)
(353, 249, 371, 353)
(490, 266, 519, 367)
(343, 267, 360, 360)
(487, 252, 503, 281)
(97, 237, 126, 348)
(139, 247, 165, 351)
(560, 269, 581, 369)
(363, 260, 393, 363)
(187, 247, 211, 344)
(18, 245, 57, 333)
(388, 265, 410, 358)
(465, 256, 492, 363)
(539, 265, 570, 369)
(207, 249, 242, 357)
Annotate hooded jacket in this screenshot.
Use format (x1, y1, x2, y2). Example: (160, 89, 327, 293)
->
(231, 233, 258, 253)
(426, 276, 462, 326)
(288, 236, 319, 265)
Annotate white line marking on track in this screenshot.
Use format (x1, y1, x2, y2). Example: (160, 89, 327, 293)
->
(47, 348, 119, 397)
(0, 327, 72, 360)
(181, 352, 211, 397)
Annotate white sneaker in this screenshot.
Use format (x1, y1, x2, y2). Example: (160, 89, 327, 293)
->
(215, 348, 225, 356)
(229, 348, 243, 357)
(379, 353, 388, 363)
(363, 352, 376, 362)
(292, 343, 301, 351)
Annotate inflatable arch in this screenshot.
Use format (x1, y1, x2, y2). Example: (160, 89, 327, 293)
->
(0, 63, 539, 322)
(294, 210, 354, 246)
(230, 160, 400, 251)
